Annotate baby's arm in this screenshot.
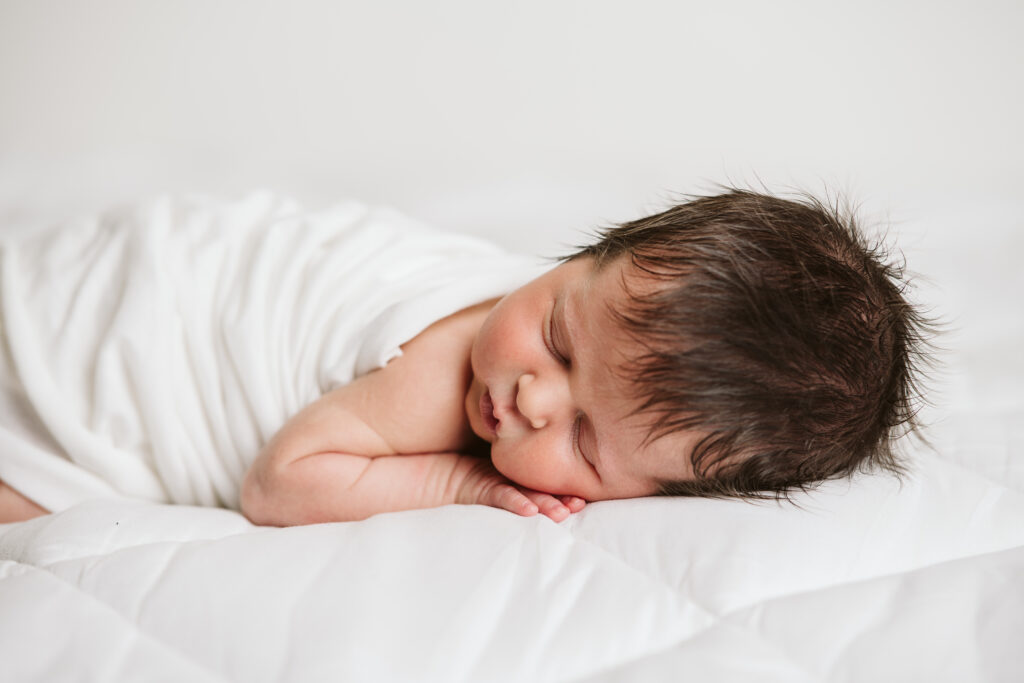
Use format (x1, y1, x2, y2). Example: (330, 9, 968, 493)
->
(240, 391, 561, 525)
(241, 306, 582, 526)
(242, 423, 570, 525)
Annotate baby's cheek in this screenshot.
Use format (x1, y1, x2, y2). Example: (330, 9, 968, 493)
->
(491, 440, 567, 493)
(489, 444, 535, 488)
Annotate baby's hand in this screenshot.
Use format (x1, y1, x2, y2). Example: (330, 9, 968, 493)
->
(455, 459, 585, 522)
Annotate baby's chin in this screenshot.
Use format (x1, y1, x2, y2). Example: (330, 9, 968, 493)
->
(488, 451, 533, 488)
(488, 448, 512, 476)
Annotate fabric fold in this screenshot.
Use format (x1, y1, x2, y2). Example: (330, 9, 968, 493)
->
(0, 192, 546, 511)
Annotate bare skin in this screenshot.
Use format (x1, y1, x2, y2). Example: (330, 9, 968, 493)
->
(0, 479, 48, 524)
(242, 255, 699, 526)
(240, 298, 585, 525)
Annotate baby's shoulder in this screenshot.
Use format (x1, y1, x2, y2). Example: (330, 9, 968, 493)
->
(399, 298, 497, 362)
(349, 299, 497, 454)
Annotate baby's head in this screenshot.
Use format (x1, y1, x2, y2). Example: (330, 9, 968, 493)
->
(465, 189, 930, 502)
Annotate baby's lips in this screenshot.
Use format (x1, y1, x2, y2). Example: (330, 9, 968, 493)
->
(480, 389, 499, 436)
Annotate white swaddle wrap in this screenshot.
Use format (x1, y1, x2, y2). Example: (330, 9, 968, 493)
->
(0, 192, 547, 512)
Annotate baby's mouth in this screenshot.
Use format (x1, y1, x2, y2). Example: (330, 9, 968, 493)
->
(480, 389, 499, 436)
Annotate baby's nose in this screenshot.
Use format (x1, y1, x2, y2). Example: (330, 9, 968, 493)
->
(516, 374, 549, 430)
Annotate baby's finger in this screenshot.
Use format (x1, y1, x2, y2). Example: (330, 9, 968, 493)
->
(492, 484, 539, 517)
(559, 496, 586, 513)
(522, 490, 571, 522)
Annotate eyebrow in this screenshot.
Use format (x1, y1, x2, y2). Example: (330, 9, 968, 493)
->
(555, 291, 575, 363)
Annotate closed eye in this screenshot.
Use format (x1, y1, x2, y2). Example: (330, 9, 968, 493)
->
(571, 413, 583, 459)
(545, 305, 570, 366)
(572, 414, 599, 476)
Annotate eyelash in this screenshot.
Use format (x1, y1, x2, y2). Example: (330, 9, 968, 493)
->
(571, 413, 597, 470)
(545, 308, 570, 366)
(571, 413, 584, 459)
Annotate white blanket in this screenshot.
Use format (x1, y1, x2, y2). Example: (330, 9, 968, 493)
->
(0, 193, 546, 511)
(1, 432, 1022, 682)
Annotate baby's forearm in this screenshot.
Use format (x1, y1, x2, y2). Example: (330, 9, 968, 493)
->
(241, 450, 479, 526)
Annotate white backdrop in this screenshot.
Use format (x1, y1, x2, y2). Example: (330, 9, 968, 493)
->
(1, 0, 1022, 256)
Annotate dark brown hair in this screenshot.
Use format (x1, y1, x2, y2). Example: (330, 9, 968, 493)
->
(570, 189, 932, 500)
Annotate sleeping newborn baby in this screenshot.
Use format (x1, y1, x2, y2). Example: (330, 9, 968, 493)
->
(0, 189, 928, 525)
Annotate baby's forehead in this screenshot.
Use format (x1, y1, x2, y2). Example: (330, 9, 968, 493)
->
(578, 252, 666, 309)
(566, 257, 653, 406)
(572, 254, 661, 347)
